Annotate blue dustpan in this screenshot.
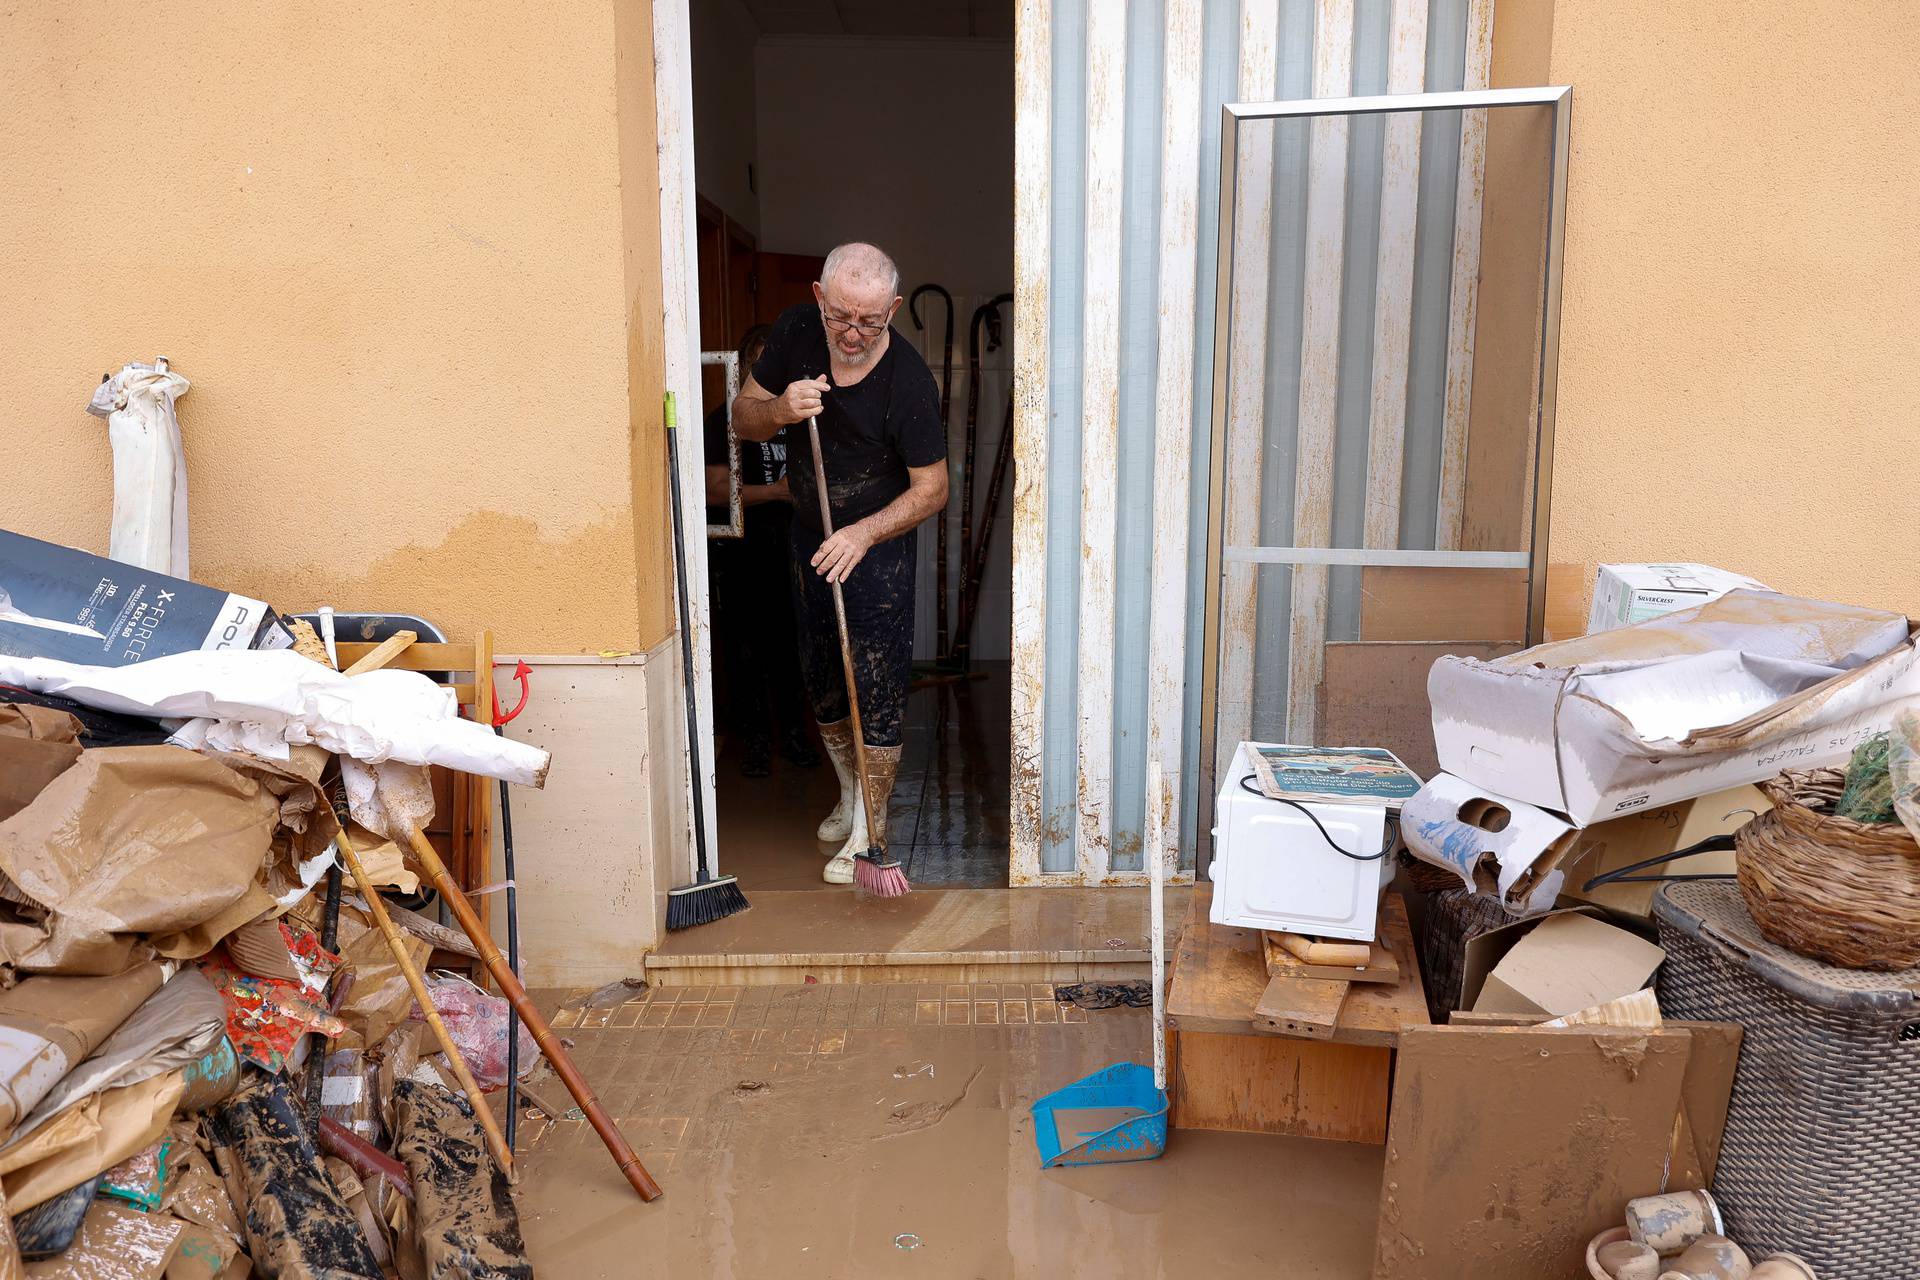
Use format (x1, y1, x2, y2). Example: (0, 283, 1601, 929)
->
(1030, 1061, 1169, 1167)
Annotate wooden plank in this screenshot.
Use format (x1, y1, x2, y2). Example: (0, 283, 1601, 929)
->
(1355, 565, 1529, 642)
(1073, 0, 1127, 882)
(1375, 1025, 1694, 1280)
(1168, 1027, 1391, 1143)
(1436, 0, 1495, 549)
(1214, 0, 1282, 784)
(1361, 0, 1430, 550)
(1144, 0, 1204, 885)
(1543, 560, 1588, 641)
(652, 0, 717, 880)
(1008, 0, 1051, 885)
(1251, 972, 1349, 1039)
(1670, 1020, 1743, 1189)
(1167, 885, 1429, 1049)
(1263, 931, 1401, 985)
(1284, 0, 1356, 741)
(331, 642, 482, 672)
(1315, 639, 1521, 779)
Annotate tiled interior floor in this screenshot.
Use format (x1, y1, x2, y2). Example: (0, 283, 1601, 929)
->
(514, 982, 1382, 1278)
(713, 663, 1011, 890)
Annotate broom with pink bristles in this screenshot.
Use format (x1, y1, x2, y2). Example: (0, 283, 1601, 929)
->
(805, 413, 911, 897)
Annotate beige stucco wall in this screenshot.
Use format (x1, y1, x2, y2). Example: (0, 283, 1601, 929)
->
(1535, 0, 1920, 616)
(1, 0, 673, 653)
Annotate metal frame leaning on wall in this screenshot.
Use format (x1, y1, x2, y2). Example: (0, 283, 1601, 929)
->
(1195, 84, 1573, 844)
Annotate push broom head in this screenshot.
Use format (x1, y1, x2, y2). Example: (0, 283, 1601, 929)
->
(666, 873, 749, 930)
(852, 851, 910, 898)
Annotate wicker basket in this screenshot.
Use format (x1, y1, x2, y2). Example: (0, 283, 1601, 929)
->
(1654, 881, 1920, 1280)
(1735, 768, 1920, 970)
(1414, 885, 1536, 1022)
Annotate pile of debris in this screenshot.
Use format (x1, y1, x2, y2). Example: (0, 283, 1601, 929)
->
(0, 529, 559, 1278)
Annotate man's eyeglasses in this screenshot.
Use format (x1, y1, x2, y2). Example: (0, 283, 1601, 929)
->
(821, 311, 888, 339)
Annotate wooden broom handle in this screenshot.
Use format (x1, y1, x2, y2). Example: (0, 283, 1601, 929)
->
(330, 824, 514, 1179)
(399, 820, 663, 1202)
(807, 415, 879, 843)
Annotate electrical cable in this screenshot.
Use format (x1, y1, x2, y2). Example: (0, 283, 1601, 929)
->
(1237, 774, 1396, 862)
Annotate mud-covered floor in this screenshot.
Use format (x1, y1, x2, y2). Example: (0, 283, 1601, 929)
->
(512, 982, 1381, 1277)
(713, 666, 1011, 891)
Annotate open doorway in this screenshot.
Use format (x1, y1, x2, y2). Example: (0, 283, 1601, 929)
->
(688, 2, 1016, 892)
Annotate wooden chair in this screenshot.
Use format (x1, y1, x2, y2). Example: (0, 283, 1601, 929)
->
(333, 632, 497, 970)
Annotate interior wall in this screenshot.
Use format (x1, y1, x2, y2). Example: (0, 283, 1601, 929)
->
(0, 0, 668, 653)
(691, 0, 762, 236)
(1536, 0, 1920, 616)
(751, 34, 1018, 661)
(754, 36, 1015, 305)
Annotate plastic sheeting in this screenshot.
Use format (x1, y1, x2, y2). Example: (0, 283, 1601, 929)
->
(85, 359, 191, 579)
(0, 649, 549, 787)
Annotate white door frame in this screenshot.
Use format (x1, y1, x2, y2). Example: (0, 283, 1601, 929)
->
(653, 0, 718, 882)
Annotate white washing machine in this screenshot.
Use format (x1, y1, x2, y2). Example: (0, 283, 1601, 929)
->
(1208, 742, 1398, 942)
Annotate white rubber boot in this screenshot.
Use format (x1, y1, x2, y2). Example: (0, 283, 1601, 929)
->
(816, 718, 858, 842)
(824, 744, 901, 886)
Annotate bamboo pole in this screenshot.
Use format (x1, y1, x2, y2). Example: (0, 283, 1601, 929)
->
(397, 818, 662, 1202)
(329, 820, 514, 1179)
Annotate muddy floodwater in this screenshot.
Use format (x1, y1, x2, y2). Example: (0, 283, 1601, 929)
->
(513, 982, 1380, 1277)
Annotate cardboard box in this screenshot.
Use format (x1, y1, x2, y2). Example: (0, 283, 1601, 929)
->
(1558, 785, 1765, 921)
(0, 528, 290, 666)
(1587, 562, 1773, 633)
(1464, 909, 1666, 1019)
(1430, 591, 1917, 824)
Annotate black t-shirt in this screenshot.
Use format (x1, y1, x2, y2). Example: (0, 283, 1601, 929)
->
(750, 304, 945, 534)
(703, 405, 791, 529)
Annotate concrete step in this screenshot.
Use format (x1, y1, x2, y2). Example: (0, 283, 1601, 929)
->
(646, 886, 1186, 987)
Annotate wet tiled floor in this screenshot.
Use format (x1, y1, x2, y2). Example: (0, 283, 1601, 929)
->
(713, 664, 1010, 891)
(514, 981, 1382, 1278)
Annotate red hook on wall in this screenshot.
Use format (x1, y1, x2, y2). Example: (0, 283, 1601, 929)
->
(491, 660, 533, 727)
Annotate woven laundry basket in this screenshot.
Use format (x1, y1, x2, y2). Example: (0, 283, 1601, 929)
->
(1654, 881, 1920, 1280)
(1736, 768, 1920, 969)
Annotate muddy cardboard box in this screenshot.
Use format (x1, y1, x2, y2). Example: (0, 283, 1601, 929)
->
(1429, 590, 1917, 824)
(1586, 562, 1772, 633)
(1557, 784, 1765, 922)
(0, 527, 290, 666)
(1463, 910, 1665, 1019)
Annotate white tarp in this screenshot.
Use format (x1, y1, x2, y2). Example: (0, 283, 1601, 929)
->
(0, 649, 548, 787)
(86, 359, 191, 577)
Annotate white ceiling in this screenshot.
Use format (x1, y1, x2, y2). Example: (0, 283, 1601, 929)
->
(738, 0, 1014, 40)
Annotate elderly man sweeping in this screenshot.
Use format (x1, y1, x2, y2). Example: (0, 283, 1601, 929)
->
(731, 242, 947, 887)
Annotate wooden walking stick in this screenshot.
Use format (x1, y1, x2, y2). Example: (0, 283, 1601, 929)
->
(322, 784, 515, 1179)
(396, 814, 662, 1202)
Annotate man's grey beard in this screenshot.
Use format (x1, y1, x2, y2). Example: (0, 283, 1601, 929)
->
(823, 312, 883, 367)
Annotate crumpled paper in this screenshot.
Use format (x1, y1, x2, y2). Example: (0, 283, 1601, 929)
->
(0, 748, 278, 978)
(1, 1069, 185, 1214)
(200, 952, 343, 1075)
(21, 1195, 184, 1278)
(0, 705, 82, 826)
(0, 962, 163, 1141)
(7, 970, 226, 1152)
(0, 649, 547, 786)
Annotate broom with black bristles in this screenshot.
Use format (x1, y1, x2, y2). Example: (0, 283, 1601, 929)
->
(664, 392, 749, 929)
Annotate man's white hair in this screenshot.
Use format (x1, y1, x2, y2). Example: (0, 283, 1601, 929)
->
(820, 242, 901, 302)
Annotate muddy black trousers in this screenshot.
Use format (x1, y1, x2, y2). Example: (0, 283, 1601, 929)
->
(790, 521, 916, 748)
(709, 510, 809, 742)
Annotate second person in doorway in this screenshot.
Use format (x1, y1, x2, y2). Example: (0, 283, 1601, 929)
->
(730, 242, 948, 885)
(705, 324, 820, 777)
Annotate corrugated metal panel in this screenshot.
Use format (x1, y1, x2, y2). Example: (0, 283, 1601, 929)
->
(1014, 0, 1490, 882)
